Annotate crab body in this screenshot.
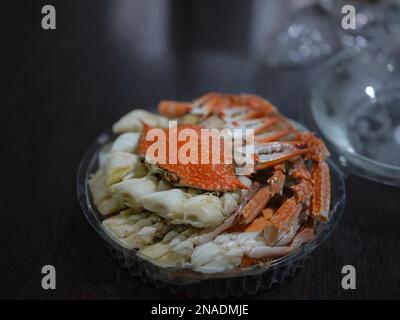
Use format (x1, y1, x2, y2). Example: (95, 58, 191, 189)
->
(137, 123, 248, 192)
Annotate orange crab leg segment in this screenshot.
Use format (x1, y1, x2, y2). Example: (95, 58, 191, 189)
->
(291, 179, 314, 204)
(253, 117, 279, 135)
(263, 197, 303, 245)
(237, 186, 272, 225)
(238, 171, 285, 225)
(240, 256, 258, 267)
(239, 105, 274, 120)
(254, 148, 309, 171)
(234, 208, 275, 233)
(158, 100, 192, 118)
(255, 129, 295, 143)
(310, 160, 331, 222)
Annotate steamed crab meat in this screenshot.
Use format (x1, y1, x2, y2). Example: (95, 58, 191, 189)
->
(111, 132, 140, 153)
(113, 109, 168, 133)
(103, 211, 170, 249)
(104, 152, 147, 186)
(191, 227, 314, 272)
(108, 175, 158, 212)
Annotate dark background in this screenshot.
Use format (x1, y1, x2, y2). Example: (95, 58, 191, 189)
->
(1, 0, 399, 299)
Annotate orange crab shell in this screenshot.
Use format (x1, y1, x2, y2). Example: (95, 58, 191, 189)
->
(137, 123, 248, 192)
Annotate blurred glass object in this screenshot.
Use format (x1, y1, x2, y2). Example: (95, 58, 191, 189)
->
(321, 0, 400, 51)
(255, 0, 340, 67)
(306, 38, 400, 186)
(383, 0, 400, 34)
(321, 0, 387, 51)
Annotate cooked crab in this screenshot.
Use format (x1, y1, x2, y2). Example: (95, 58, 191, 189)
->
(90, 92, 332, 272)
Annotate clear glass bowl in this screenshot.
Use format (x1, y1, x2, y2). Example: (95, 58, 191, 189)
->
(304, 44, 400, 186)
(77, 127, 346, 297)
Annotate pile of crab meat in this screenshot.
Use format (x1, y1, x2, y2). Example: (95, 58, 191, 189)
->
(90, 93, 331, 273)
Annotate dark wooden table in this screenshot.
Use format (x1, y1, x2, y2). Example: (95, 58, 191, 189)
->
(2, 0, 399, 299)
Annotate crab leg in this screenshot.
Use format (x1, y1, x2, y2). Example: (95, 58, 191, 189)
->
(235, 141, 308, 175)
(193, 93, 277, 118)
(289, 157, 312, 182)
(263, 162, 316, 244)
(236, 208, 275, 233)
(255, 148, 309, 171)
(291, 179, 314, 205)
(255, 129, 295, 143)
(191, 93, 228, 117)
(195, 182, 262, 245)
(238, 170, 285, 225)
(226, 117, 279, 134)
(218, 107, 249, 120)
(229, 94, 276, 112)
(310, 160, 331, 222)
(263, 197, 303, 245)
(158, 93, 220, 118)
(247, 227, 314, 260)
(233, 159, 313, 237)
(240, 107, 271, 120)
(158, 100, 192, 118)
(220, 106, 274, 121)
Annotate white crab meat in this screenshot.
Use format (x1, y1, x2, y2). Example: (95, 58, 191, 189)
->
(181, 194, 225, 228)
(89, 168, 126, 216)
(191, 232, 264, 273)
(221, 193, 238, 216)
(97, 194, 125, 216)
(140, 189, 187, 220)
(108, 176, 158, 212)
(102, 211, 168, 249)
(113, 109, 168, 133)
(139, 226, 198, 266)
(137, 187, 238, 228)
(98, 144, 111, 167)
(156, 179, 173, 191)
(104, 152, 146, 186)
(89, 168, 108, 205)
(248, 228, 314, 259)
(111, 132, 140, 153)
(234, 176, 252, 200)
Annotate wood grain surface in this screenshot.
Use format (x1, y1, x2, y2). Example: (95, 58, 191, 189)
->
(1, 0, 399, 299)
